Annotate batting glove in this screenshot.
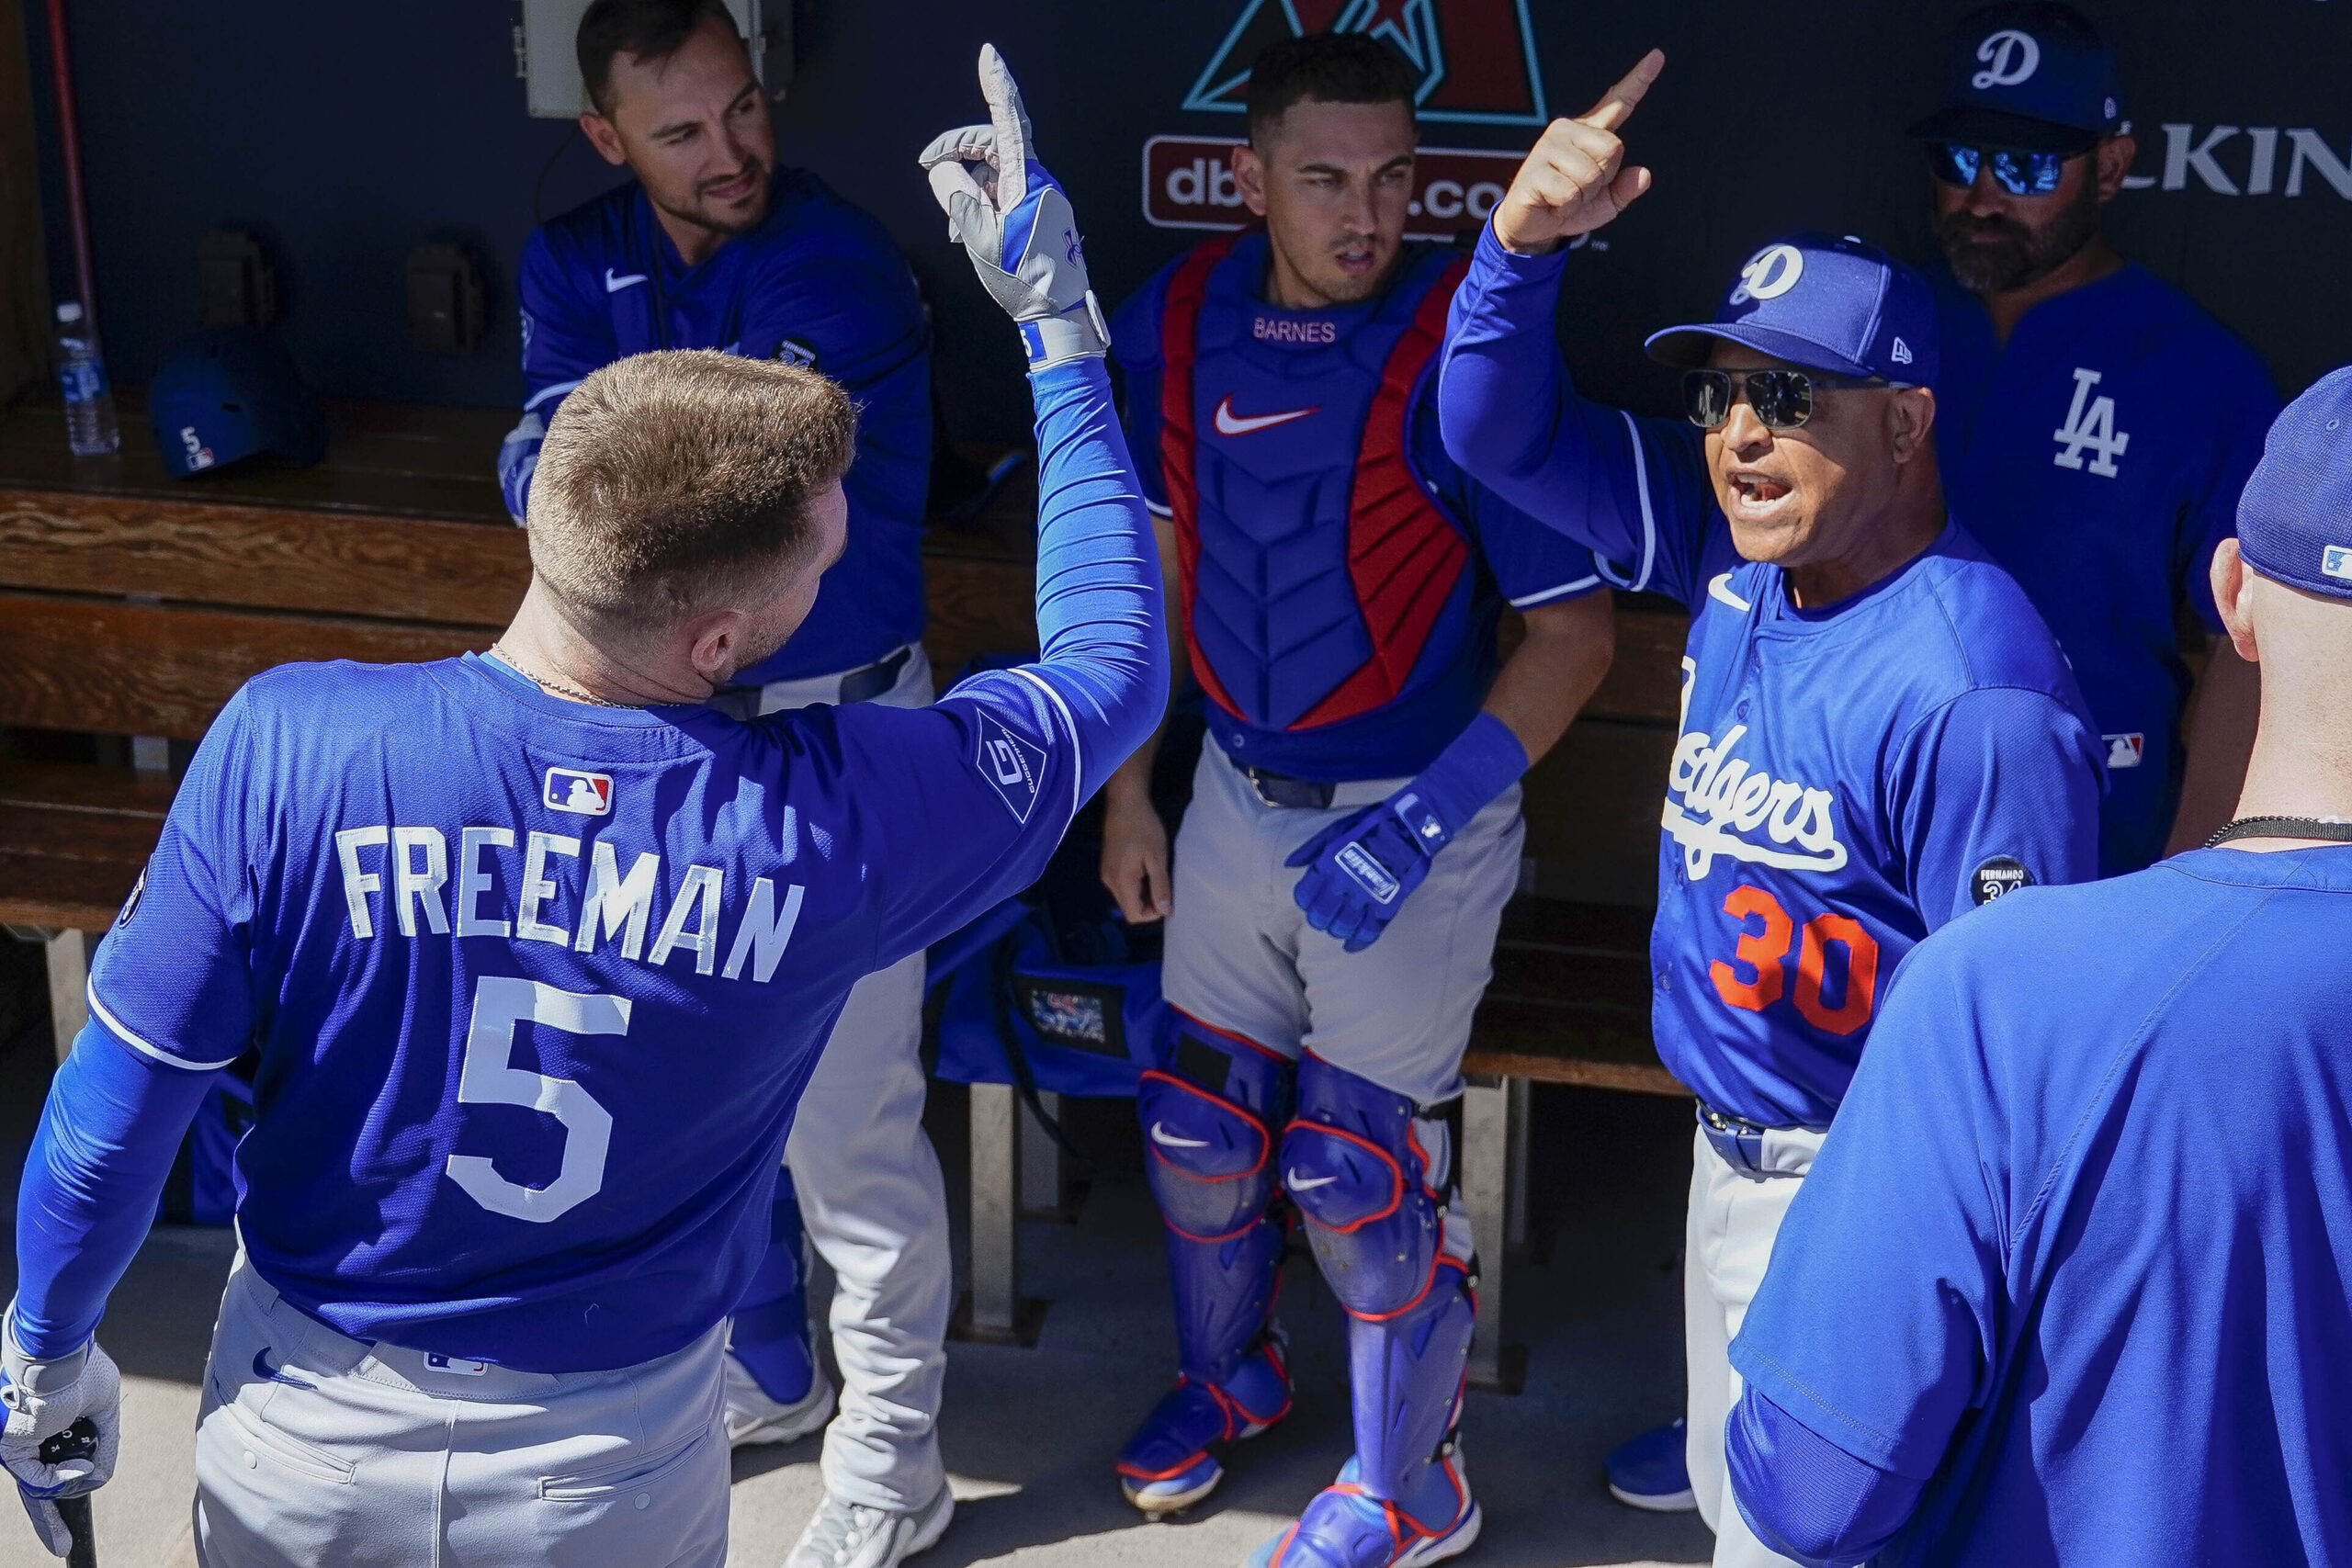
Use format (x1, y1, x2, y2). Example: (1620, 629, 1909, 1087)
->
(2, 1311, 119, 1559)
(1285, 713, 1531, 953)
(918, 44, 1110, 369)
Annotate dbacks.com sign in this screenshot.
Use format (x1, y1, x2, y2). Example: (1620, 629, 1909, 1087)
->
(1145, 135, 1521, 241)
(1144, 0, 1548, 243)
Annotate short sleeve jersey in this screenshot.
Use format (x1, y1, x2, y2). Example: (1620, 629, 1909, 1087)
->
(1111, 236, 1600, 780)
(1439, 230, 2106, 1128)
(506, 171, 931, 683)
(1733, 847, 2352, 1565)
(88, 653, 1084, 1373)
(1931, 265, 2278, 874)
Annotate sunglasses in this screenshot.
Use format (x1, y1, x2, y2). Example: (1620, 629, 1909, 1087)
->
(1928, 141, 2067, 196)
(1682, 368, 1888, 432)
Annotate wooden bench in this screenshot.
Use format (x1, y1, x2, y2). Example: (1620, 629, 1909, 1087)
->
(0, 391, 1694, 1393)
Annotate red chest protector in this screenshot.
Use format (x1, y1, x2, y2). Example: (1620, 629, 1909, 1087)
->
(1158, 234, 1471, 732)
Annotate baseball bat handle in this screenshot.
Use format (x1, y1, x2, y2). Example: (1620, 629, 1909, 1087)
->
(56, 1494, 95, 1568)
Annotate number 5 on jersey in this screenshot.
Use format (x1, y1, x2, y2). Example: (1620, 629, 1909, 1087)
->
(1708, 884, 1880, 1036)
(445, 976, 628, 1223)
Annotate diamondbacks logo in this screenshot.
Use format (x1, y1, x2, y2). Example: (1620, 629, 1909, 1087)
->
(2053, 367, 2131, 477)
(544, 767, 613, 817)
(1185, 0, 1547, 125)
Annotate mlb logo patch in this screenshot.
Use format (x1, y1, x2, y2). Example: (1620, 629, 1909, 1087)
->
(544, 766, 613, 816)
(2324, 545, 2352, 582)
(423, 1352, 489, 1376)
(2102, 733, 2145, 770)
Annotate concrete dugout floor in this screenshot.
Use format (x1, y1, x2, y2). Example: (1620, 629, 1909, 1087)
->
(0, 1022, 1713, 1568)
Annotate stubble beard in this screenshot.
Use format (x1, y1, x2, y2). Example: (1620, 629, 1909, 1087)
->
(1938, 177, 2100, 295)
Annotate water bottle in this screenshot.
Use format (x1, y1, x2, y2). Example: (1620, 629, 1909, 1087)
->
(54, 301, 119, 458)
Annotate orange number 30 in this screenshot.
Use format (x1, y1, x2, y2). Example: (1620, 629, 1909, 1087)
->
(1707, 885, 1881, 1037)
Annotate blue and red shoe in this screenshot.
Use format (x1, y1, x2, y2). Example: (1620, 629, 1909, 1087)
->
(1245, 1452, 1481, 1568)
(1116, 1337, 1292, 1517)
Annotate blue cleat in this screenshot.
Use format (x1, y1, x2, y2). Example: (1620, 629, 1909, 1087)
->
(1117, 1337, 1292, 1517)
(1246, 1454, 1480, 1568)
(1604, 1418, 1697, 1512)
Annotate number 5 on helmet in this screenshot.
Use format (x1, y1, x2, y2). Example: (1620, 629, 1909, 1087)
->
(916, 44, 1110, 368)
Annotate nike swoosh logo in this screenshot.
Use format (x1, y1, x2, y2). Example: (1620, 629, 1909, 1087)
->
(1149, 1122, 1211, 1149)
(1707, 572, 1753, 614)
(253, 1348, 316, 1390)
(1214, 397, 1318, 437)
(1285, 1168, 1340, 1191)
(605, 268, 649, 293)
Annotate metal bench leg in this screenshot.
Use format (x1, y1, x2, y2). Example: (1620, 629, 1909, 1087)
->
(952, 1082, 1046, 1347)
(1462, 1073, 1526, 1393)
(1020, 1089, 1069, 1218)
(44, 930, 89, 1066)
(1507, 1075, 1532, 1256)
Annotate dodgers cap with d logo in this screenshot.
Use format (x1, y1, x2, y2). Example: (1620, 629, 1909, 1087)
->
(2235, 366, 2352, 600)
(1644, 233, 1939, 389)
(1908, 1, 2120, 155)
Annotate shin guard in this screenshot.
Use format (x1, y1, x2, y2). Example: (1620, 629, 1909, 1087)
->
(1121, 1014, 1296, 1496)
(1281, 1054, 1476, 1513)
(726, 1174, 819, 1405)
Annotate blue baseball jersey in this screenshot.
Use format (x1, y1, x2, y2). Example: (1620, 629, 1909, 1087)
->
(84, 652, 1086, 1373)
(1732, 847, 2352, 1565)
(1113, 234, 1600, 781)
(502, 171, 931, 683)
(1439, 229, 2103, 1127)
(1932, 264, 2278, 874)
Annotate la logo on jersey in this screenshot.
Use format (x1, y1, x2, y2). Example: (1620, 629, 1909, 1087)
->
(544, 767, 614, 817)
(2053, 367, 2131, 477)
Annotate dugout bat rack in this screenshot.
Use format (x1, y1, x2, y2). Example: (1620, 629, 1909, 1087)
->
(0, 389, 1692, 1395)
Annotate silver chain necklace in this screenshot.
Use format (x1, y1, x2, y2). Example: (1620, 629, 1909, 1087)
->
(487, 645, 641, 709)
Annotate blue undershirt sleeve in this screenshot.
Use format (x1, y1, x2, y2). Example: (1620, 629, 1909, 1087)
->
(1019, 355, 1169, 789)
(10, 1023, 223, 1359)
(1727, 1384, 1925, 1568)
(501, 231, 619, 523)
(1437, 222, 1717, 610)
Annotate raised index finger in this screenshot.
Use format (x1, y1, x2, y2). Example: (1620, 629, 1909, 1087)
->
(978, 43, 1034, 209)
(1577, 49, 1664, 133)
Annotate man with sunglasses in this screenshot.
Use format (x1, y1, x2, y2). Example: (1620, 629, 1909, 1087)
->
(1915, 3, 2278, 874)
(1440, 50, 2104, 1568)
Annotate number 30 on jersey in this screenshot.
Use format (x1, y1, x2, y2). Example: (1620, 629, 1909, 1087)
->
(1708, 884, 1881, 1036)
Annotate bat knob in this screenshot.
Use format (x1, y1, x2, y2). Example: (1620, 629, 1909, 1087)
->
(36, 1417, 98, 1468)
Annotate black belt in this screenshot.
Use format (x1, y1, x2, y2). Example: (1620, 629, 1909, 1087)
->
(836, 645, 913, 705)
(1229, 755, 1335, 810)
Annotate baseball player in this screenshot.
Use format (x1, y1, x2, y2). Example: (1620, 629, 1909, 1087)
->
(0, 50, 1154, 1568)
(1598, 4, 2283, 1516)
(1097, 33, 1615, 1567)
(1724, 371, 2352, 1566)
(494, 3, 956, 1556)
(1916, 1, 2278, 870)
(1439, 52, 2104, 1568)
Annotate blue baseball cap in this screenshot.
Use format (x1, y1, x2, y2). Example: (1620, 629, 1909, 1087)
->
(1908, 2, 2120, 156)
(147, 327, 325, 479)
(2236, 367, 2352, 600)
(1645, 233, 1939, 388)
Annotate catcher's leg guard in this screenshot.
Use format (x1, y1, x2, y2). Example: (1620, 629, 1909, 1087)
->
(1118, 1012, 1297, 1514)
(728, 1176, 819, 1405)
(1281, 1054, 1477, 1529)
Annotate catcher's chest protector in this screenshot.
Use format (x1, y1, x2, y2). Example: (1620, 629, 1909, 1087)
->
(1159, 233, 1469, 734)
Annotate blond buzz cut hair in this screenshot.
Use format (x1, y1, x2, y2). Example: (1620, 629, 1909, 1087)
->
(526, 350, 856, 633)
